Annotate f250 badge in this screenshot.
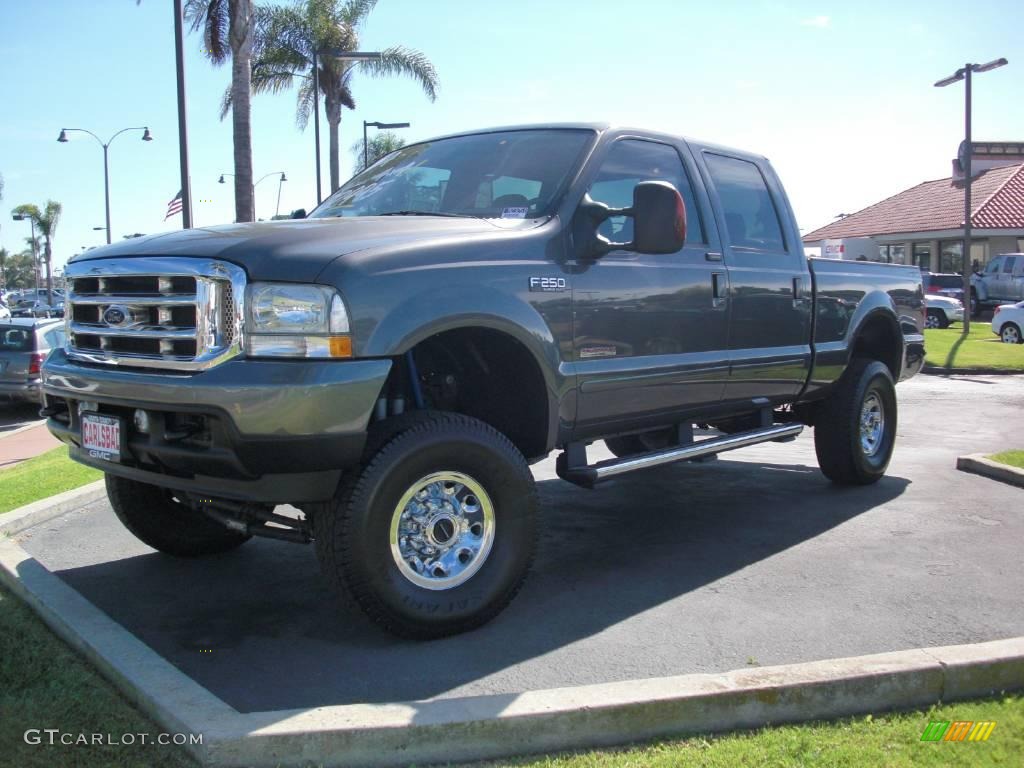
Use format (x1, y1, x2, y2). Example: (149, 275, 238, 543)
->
(529, 276, 567, 292)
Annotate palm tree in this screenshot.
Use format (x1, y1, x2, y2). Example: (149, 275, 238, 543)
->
(11, 201, 61, 306)
(251, 0, 438, 193)
(185, 0, 256, 222)
(350, 130, 405, 173)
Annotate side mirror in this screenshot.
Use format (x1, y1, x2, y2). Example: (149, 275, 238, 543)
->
(573, 181, 686, 260)
(632, 181, 686, 254)
(291, 208, 307, 219)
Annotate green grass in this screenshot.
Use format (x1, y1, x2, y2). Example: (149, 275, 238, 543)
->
(486, 696, 1024, 767)
(989, 450, 1024, 470)
(924, 324, 1024, 371)
(1, 574, 1022, 767)
(0, 447, 101, 514)
(0, 585, 196, 768)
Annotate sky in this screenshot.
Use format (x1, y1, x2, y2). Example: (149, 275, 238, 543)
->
(0, 0, 1021, 273)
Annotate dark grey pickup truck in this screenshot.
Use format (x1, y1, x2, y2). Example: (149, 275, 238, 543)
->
(44, 124, 925, 638)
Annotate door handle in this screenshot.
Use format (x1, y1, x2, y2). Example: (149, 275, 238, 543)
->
(792, 276, 810, 308)
(705, 251, 723, 262)
(712, 272, 727, 308)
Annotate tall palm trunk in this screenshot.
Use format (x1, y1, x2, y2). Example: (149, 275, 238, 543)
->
(229, 0, 255, 222)
(325, 94, 342, 193)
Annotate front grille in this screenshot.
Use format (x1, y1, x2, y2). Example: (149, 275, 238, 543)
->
(63, 257, 245, 371)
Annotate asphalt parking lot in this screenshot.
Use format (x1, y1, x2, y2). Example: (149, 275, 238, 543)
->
(13, 374, 1024, 714)
(0, 402, 44, 435)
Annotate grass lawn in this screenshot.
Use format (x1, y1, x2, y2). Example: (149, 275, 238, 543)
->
(0, 447, 101, 515)
(924, 324, 1024, 371)
(989, 450, 1024, 470)
(0, 585, 196, 768)
(1, 574, 1021, 768)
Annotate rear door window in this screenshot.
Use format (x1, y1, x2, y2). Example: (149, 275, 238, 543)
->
(1, 326, 33, 352)
(705, 153, 786, 252)
(1003, 256, 1017, 274)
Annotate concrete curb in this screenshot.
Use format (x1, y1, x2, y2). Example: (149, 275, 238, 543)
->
(922, 365, 1022, 376)
(0, 481, 106, 537)
(1, 500, 1023, 767)
(957, 453, 1024, 489)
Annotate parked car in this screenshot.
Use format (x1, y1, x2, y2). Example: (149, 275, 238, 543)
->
(42, 123, 925, 639)
(972, 253, 1024, 316)
(991, 301, 1024, 344)
(0, 318, 66, 404)
(922, 272, 966, 302)
(924, 294, 964, 329)
(11, 300, 63, 318)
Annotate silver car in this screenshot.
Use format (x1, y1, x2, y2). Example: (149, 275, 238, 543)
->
(0, 318, 66, 404)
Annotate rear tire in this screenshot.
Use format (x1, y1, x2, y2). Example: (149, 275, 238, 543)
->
(314, 413, 538, 640)
(813, 359, 897, 486)
(105, 475, 251, 556)
(1000, 322, 1022, 344)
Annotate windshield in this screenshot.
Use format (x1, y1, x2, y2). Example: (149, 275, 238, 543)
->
(310, 129, 594, 220)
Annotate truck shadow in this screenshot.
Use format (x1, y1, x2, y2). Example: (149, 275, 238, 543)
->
(49, 457, 909, 713)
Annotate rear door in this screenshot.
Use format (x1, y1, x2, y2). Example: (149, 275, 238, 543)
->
(0, 324, 34, 384)
(699, 152, 812, 402)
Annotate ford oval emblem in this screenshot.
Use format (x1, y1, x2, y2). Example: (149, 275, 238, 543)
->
(103, 305, 129, 327)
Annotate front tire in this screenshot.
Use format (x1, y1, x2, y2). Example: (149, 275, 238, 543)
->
(813, 359, 897, 486)
(314, 413, 538, 640)
(105, 475, 251, 556)
(925, 309, 948, 329)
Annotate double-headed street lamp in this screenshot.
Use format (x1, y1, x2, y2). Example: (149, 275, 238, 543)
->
(934, 57, 1008, 334)
(57, 126, 153, 245)
(363, 121, 410, 169)
(220, 172, 288, 219)
(311, 49, 382, 204)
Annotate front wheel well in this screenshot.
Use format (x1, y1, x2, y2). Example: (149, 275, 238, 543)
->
(378, 328, 550, 461)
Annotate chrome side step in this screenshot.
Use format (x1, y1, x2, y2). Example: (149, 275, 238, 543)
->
(556, 423, 804, 488)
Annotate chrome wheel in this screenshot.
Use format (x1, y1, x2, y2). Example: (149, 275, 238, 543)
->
(859, 392, 885, 457)
(1001, 325, 1021, 344)
(389, 471, 495, 591)
(925, 312, 942, 329)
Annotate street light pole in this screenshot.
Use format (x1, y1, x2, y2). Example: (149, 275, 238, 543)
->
(311, 50, 381, 204)
(11, 214, 40, 298)
(57, 126, 153, 245)
(173, 0, 193, 230)
(934, 56, 1008, 335)
(362, 121, 411, 170)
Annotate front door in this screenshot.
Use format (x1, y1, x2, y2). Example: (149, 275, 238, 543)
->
(700, 152, 811, 403)
(571, 137, 729, 437)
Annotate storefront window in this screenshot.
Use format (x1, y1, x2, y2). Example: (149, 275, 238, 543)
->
(969, 242, 988, 273)
(1018, 238, 1024, 253)
(877, 245, 907, 264)
(912, 243, 931, 270)
(940, 241, 963, 273)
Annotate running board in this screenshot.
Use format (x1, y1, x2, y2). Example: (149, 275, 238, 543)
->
(556, 423, 804, 488)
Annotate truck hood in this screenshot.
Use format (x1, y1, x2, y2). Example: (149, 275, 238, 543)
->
(68, 217, 524, 282)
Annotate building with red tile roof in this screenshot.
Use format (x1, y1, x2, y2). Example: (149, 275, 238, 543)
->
(803, 143, 1024, 273)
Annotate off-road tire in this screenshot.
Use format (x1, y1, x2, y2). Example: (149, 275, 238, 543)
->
(813, 358, 897, 486)
(314, 413, 538, 640)
(105, 475, 251, 556)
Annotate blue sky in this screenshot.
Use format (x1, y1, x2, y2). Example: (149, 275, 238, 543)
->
(1, 0, 1021, 271)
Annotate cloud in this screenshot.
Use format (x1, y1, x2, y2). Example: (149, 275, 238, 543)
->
(800, 15, 830, 28)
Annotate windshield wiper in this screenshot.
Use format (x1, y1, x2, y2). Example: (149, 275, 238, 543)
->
(378, 210, 482, 219)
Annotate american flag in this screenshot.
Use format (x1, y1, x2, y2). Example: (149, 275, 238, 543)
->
(164, 190, 183, 220)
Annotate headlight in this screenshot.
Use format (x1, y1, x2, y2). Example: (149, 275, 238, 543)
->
(244, 283, 352, 358)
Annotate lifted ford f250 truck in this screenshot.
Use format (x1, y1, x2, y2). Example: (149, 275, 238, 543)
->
(43, 124, 925, 639)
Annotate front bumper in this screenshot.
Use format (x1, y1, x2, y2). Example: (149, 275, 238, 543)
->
(42, 349, 392, 503)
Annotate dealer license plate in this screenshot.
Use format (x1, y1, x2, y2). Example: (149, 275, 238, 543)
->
(82, 413, 122, 461)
